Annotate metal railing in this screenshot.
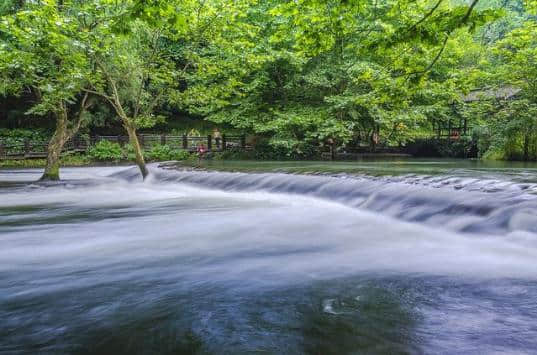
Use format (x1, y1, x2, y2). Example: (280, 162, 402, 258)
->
(0, 134, 247, 160)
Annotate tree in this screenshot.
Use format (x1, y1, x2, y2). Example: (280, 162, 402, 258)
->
(1, 0, 532, 164)
(184, 0, 498, 156)
(0, 1, 95, 180)
(465, 4, 537, 160)
(87, 23, 175, 179)
(82, 0, 256, 178)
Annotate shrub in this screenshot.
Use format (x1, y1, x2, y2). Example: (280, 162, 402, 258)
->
(248, 139, 320, 160)
(406, 138, 477, 158)
(0, 128, 50, 145)
(144, 145, 194, 161)
(88, 140, 123, 161)
(0, 129, 51, 155)
(146, 144, 174, 161)
(173, 150, 192, 161)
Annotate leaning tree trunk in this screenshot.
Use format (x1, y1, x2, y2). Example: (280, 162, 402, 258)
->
(100, 75, 148, 179)
(40, 111, 68, 181)
(124, 122, 149, 179)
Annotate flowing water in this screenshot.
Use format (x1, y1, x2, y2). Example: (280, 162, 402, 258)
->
(1, 160, 537, 354)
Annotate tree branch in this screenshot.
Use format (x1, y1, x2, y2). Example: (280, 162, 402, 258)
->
(405, 34, 449, 78)
(461, 0, 480, 25)
(83, 88, 113, 101)
(404, 0, 480, 79)
(407, 0, 445, 34)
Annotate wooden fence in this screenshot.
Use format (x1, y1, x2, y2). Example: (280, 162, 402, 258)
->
(0, 134, 246, 160)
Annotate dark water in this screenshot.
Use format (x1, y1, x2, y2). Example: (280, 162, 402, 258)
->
(1, 162, 537, 354)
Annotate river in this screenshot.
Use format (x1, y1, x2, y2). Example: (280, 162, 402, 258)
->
(1, 160, 537, 354)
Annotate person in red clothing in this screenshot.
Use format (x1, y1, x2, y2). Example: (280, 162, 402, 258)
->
(197, 143, 207, 162)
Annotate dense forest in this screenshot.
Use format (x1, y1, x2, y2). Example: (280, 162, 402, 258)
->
(1, 0, 537, 179)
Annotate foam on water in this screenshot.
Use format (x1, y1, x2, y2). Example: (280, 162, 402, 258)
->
(149, 165, 537, 236)
(2, 164, 537, 354)
(1, 165, 537, 281)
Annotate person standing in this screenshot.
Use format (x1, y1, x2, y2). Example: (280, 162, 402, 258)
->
(197, 143, 207, 162)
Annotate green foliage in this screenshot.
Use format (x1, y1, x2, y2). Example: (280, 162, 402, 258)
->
(174, 150, 193, 161)
(185, 0, 501, 158)
(0, 154, 89, 168)
(2, 0, 537, 163)
(123, 143, 140, 162)
(146, 144, 174, 161)
(0, 129, 49, 146)
(88, 141, 123, 161)
(472, 100, 537, 161)
(145, 144, 195, 161)
(0, 1, 95, 115)
(459, 4, 537, 161)
(214, 140, 320, 161)
(122, 143, 192, 161)
(400, 137, 475, 158)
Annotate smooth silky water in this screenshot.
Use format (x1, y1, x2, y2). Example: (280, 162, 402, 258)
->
(1, 160, 537, 354)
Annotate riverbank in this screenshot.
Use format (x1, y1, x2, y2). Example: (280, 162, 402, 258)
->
(0, 155, 89, 169)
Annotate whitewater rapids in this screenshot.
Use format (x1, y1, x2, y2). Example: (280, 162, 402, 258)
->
(1, 164, 537, 354)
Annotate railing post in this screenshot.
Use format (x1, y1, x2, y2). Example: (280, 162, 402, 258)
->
(207, 135, 212, 151)
(240, 135, 246, 149)
(24, 139, 30, 157)
(215, 137, 221, 151)
(222, 135, 227, 151)
(139, 134, 145, 149)
(161, 134, 166, 145)
(0, 141, 4, 158)
(182, 134, 188, 150)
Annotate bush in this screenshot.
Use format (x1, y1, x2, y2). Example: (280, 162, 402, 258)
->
(144, 144, 193, 161)
(88, 140, 123, 161)
(146, 144, 174, 161)
(201, 139, 320, 161)
(0, 128, 50, 145)
(0, 129, 51, 154)
(247, 139, 320, 160)
(406, 138, 477, 158)
(122, 143, 142, 161)
(173, 150, 193, 161)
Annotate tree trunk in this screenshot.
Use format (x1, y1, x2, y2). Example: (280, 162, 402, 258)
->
(103, 77, 149, 180)
(124, 122, 149, 179)
(40, 111, 68, 181)
(40, 95, 90, 181)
